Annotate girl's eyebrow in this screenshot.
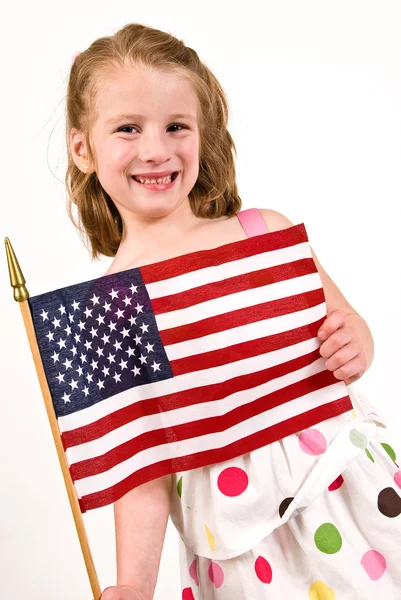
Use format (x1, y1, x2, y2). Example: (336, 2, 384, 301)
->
(105, 113, 196, 125)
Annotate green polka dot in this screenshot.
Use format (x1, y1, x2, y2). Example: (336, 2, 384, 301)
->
(381, 443, 396, 462)
(349, 428, 367, 449)
(314, 523, 342, 554)
(177, 476, 183, 498)
(366, 448, 375, 462)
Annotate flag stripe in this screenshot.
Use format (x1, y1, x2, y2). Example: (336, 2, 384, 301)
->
(160, 287, 325, 346)
(78, 398, 350, 511)
(141, 224, 308, 285)
(69, 368, 341, 480)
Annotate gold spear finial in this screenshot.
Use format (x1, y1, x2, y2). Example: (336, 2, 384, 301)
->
(5, 237, 29, 302)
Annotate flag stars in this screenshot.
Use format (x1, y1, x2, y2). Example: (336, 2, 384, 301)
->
(128, 315, 137, 326)
(69, 379, 79, 391)
(84, 340, 92, 351)
(119, 359, 128, 370)
(130, 284, 138, 294)
(79, 353, 87, 364)
(71, 300, 80, 311)
(96, 314, 105, 326)
(115, 308, 125, 319)
(113, 372, 121, 383)
(96, 379, 105, 390)
(103, 301, 112, 312)
(140, 323, 149, 334)
(134, 334, 142, 345)
(102, 365, 110, 377)
(151, 361, 161, 372)
(108, 321, 117, 332)
(62, 392, 71, 404)
(121, 327, 130, 338)
(82, 386, 90, 397)
(56, 373, 65, 384)
(122, 296, 132, 307)
(109, 289, 119, 300)
(71, 345, 78, 357)
(51, 351, 60, 363)
(101, 333, 110, 345)
(145, 342, 154, 353)
(86, 373, 94, 383)
(68, 313, 75, 324)
(57, 338, 67, 350)
(95, 347, 104, 358)
(64, 324, 72, 336)
(84, 307, 93, 319)
(40, 309, 49, 321)
(135, 303, 144, 314)
(78, 321, 86, 331)
(126, 346, 135, 357)
(58, 304, 66, 315)
(107, 353, 116, 364)
(74, 333, 81, 343)
(46, 331, 54, 342)
(139, 354, 147, 365)
(91, 294, 100, 305)
(90, 359, 98, 370)
(113, 340, 122, 352)
(90, 327, 98, 338)
(131, 365, 141, 376)
(76, 365, 84, 377)
(52, 317, 61, 329)
(63, 358, 73, 370)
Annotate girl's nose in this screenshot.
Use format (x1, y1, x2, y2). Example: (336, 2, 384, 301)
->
(138, 129, 171, 163)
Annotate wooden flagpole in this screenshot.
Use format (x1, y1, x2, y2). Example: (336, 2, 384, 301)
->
(5, 237, 102, 600)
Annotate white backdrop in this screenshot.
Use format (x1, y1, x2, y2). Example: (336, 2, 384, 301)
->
(1, 1, 400, 598)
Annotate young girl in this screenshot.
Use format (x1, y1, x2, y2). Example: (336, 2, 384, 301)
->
(66, 23, 401, 600)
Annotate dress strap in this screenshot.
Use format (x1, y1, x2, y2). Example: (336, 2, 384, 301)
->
(236, 208, 269, 238)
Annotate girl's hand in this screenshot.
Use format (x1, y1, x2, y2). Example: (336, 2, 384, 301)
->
(100, 585, 144, 600)
(317, 309, 369, 385)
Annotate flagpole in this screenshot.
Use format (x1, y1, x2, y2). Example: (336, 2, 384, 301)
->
(5, 237, 102, 600)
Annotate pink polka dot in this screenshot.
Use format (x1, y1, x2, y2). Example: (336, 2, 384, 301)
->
(394, 470, 401, 489)
(299, 429, 327, 455)
(217, 467, 248, 496)
(208, 561, 224, 588)
(328, 474, 344, 491)
(254, 556, 272, 584)
(361, 550, 387, 580)
(189, 559, 199, 586)
(182, 588, 195, 600)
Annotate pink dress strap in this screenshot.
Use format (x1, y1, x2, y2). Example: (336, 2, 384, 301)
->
(236, 208, 269, 237)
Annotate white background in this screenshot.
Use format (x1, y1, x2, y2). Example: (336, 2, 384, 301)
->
(1, 1, 400, 598)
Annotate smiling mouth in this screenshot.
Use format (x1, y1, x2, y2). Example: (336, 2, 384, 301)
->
(132, 172, 179, 184)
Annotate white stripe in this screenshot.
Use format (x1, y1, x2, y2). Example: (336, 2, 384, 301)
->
(146, 241, 312, 299)
(156, 271, 322, 331)
(74, 380, 348, 498)
(59, 335, 321, 433)
(165, 302, 326, 360)
(66, 355, 328, 464)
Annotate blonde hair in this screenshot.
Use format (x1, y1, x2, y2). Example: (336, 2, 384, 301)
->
(65, 23, 242, 259)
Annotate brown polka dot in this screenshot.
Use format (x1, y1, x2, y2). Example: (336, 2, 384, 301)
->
(279, 497, 294, 518)
(377, 487, 401, 518)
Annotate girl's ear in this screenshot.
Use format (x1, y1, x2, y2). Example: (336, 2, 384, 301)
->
(70, 128, 91, 173)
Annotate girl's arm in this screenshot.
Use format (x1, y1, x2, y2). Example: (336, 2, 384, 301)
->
(101, 474, 172, 600)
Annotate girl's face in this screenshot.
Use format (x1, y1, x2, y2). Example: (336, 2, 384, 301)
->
(82, 65, 200, 221)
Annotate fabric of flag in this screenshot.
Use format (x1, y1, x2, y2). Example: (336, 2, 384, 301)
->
(29, 223, 352, 512)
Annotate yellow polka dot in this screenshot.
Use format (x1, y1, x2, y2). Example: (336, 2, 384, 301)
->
(205, 524, 215, 551)
(351, 410, 357, 419)
(309, 580, 335, 599)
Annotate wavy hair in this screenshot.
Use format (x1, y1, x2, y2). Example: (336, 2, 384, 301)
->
(65, 23, 242, 259)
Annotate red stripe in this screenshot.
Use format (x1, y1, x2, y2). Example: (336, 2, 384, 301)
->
(79, 396, 352, 512)
(62, 346, 323, 449)
(70, 368, 343, 481)
(151, 258, 316, 314)
(140, 224, 308, 284)
(170, 318, 325, 377)
(161, 288, 325, 347)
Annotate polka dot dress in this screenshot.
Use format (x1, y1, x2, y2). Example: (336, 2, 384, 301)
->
(170, 385, 401, 598)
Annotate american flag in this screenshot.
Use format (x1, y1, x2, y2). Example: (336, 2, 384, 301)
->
(29, 223, 352, 512)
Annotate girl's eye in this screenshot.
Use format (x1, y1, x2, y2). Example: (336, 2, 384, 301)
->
(117, 124, 187, 134)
